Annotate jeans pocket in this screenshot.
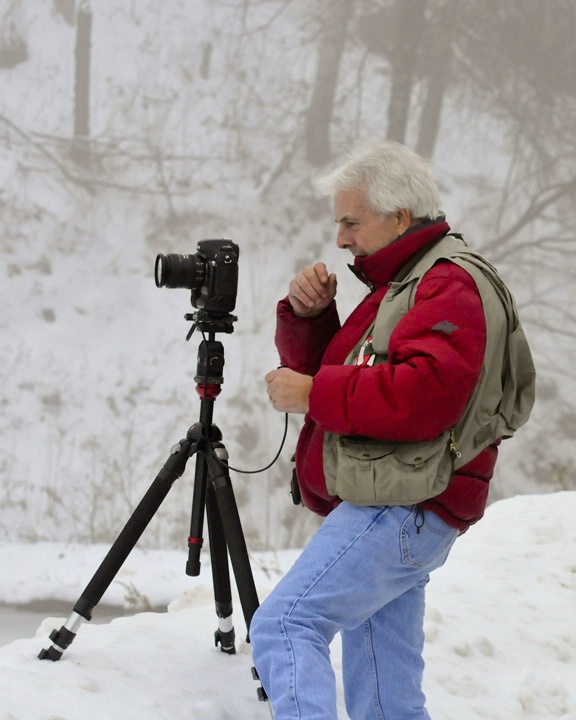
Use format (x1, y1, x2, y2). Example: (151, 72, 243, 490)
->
(400, 507, 458, 570)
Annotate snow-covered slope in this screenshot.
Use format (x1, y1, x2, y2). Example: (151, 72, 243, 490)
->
(1, 492, 575, 719)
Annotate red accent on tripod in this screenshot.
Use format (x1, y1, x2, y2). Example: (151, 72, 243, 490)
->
(195, 383, 222, 400)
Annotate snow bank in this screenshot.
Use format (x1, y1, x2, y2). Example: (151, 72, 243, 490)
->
(0, 492, 574, 719)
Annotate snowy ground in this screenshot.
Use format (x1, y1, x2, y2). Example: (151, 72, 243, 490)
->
(1, 491, 575, 720)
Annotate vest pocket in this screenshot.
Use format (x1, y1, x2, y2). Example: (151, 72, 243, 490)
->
(326, 431, 454, 506)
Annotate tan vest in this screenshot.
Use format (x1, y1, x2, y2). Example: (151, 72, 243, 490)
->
(323, 234, 536, 506)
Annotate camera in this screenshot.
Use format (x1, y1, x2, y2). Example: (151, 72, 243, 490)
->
(155, 239, 239, 316)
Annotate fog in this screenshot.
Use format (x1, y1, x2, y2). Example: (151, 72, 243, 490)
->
(1, 0, 575, 552)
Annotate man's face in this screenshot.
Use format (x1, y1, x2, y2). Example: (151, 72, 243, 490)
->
(333, 188, 408, 257)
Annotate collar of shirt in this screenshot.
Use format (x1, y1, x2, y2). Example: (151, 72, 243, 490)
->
(351, 218, 451, 290)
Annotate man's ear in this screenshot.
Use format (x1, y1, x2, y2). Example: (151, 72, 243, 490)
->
(395, 208, 412, 234)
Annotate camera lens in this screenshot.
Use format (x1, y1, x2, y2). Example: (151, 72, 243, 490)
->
(154, 254, 167, 287)
(154, 253, 205, 289)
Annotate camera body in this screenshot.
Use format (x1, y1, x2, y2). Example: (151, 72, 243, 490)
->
(155, 239, 239, 316)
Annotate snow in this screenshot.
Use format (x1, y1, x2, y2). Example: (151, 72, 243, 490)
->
(1, 491, 575, 719)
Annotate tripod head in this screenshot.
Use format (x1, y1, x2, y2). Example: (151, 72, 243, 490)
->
(181, 308, 237, 402)
(185, 308, 237, 341)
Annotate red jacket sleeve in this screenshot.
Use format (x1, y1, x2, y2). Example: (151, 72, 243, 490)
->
(275, 298, 341, 374)
(308, 262, 486, 442)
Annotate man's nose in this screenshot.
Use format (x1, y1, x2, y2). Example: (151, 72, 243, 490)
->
(337, 227, 350, 248)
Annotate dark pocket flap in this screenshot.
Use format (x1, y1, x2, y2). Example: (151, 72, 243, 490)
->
(339, 437, 395, 461)
(394, 434, 449, 465)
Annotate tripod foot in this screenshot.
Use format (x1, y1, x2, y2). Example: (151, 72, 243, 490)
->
(214, 614, 236, 654)
(38, 612, 85, 661)
(214, 628, 236, 654)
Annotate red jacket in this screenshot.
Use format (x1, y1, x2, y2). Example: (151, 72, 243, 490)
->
(276, 220, 497, 532)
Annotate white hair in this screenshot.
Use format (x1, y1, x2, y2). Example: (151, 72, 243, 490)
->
(315, 140, 443, 220)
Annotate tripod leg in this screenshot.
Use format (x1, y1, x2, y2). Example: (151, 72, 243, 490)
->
(186, 450, 208, 577)
(38, 437, 193, 661)
(206, 484, 235, 653)
(204, 445, 260, 638)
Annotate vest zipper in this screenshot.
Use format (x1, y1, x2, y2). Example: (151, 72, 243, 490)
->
(449, 428, 462, 460)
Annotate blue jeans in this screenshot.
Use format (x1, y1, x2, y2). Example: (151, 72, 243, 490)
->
(250, 503, 458, 719)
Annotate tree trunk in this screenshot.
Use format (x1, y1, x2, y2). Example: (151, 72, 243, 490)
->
(72, 0, 92, 167)
(415, 0, 457, 159)
(386, 0, 428, 144)
(305, 0, 353, 166)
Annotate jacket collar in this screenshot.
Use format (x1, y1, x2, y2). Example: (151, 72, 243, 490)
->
(349, 217, 451, 290)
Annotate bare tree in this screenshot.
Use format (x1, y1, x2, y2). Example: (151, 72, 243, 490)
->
(72, 0, 92, 167)
(305, 0, 354, 165)
(354, 0, 464, 156)
(0, 0, 28, 69)
(385, 0, 428, 143)
(415, 0, 457, 158)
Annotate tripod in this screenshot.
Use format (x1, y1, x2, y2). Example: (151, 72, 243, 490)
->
(39, 317, 260, 662)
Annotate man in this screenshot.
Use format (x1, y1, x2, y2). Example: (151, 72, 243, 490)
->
(250, 141, 534, 719)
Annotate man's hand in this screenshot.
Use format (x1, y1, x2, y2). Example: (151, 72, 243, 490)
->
(265, 368, 313, 414)
(288, 262, 337, 317)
